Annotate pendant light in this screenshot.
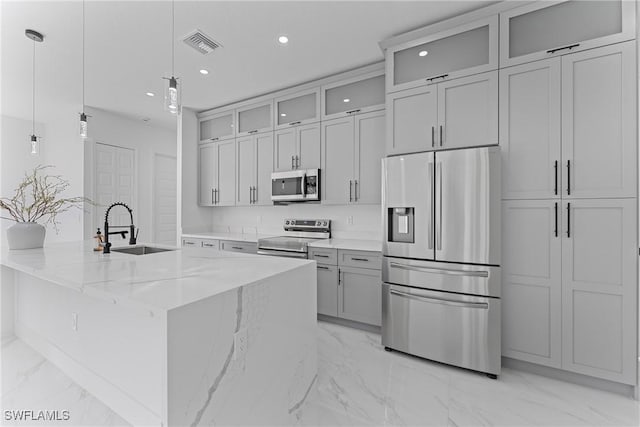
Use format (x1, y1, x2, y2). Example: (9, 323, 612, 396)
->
(163, 0, 180, 114)
(79, 0, 89, 138)
(25, 29, 44, 155)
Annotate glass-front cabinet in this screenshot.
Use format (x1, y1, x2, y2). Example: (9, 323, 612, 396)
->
(386, 15, 498, 93)
(274, 88, 320, 129)
(236, 100, 273, 136)
(199, 109, 235, 143)
(321, 71, 385, 120)
(500, 0, 635, 67)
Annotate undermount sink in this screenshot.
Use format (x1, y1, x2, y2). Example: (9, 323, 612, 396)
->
(111, 245, 176, 256)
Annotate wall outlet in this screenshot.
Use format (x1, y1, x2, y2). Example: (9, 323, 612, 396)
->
(71, 312, 78, 331)
(234, 328, 248, 360)
(347, 216, 354, 225)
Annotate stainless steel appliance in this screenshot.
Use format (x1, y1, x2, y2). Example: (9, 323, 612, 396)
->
(382, 146, 501, 378)
(257, 219, 330, 258)
(271, 169, 320, 204)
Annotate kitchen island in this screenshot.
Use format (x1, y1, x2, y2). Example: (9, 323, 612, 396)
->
(0, 241, 318, 426)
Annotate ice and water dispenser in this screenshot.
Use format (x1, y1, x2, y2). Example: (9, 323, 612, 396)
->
(387, 207, 414, 243)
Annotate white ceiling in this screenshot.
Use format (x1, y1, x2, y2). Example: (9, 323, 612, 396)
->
(1, 0, 497, 131)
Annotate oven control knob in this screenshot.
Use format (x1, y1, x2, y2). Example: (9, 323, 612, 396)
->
(323, 221, 328, 226)
(316, 221, 320, 226)
(285, 220, 290, 225)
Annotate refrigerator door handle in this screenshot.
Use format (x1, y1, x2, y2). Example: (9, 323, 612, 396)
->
(389, 262, 489, 278)
(436, 162, 443, 251)
(390, 289, 489, 309)
(428, 161, 434, 249)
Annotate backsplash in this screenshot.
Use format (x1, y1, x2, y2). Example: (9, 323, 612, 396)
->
(199, 204, 382, 240)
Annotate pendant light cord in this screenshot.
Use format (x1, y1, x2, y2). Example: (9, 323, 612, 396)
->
(32, 38, 35, 135)
(82, 0, 85, 109)
(171, 0, 175, 76)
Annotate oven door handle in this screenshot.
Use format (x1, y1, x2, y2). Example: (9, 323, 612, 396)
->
(390, 289, 488, 309)
(389, 262, 489, 278)
(257, 250, 308, 259)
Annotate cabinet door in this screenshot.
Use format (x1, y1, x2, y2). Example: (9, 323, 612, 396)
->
(199, 109, 235, 143)
(354, 110, 385, 204)
(236, 100, 273, 136)
(322, 71, 385, 120)
(561, 199, 637, 385)
(273, 128, 297, 171)
(437, 71, 498, 150)
(297, 122, 321, 170)
(561, 42, 636, 199)
(500, 59, 561, 200)
(236, 136, 255, 206)
(275, 88, 320, 129)
(317, 264, 339, 317)
(386, 85, 437, 155)
(321, 117, 355, 204)
(216, 139, 236, 206)
(255, 132, 273, 205)
(502, 200, 561, 368)
(500, 0, 636, 68)
(339, 267, 382, 326)
(198, 143, 216, 206)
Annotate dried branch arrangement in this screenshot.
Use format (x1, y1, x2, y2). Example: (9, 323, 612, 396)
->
(0, 165, 88, 232)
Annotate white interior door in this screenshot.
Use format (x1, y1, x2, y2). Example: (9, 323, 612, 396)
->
(153, 153, 177, 245)
(94, 143, 135, 233)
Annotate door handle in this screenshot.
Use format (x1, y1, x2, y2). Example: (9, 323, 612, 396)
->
(350, 257, 369, 262)
(211, 188, 214, 204)
(349, 180, 353, 202)
(554, 160, 558, 195)
(301, 173, 307, 197)
(291, 155, 295, 169)
(567, 160, 571, 195)
(231, 246, 244, 250)
(431, 126, 435, 148)
(296, 155, 300, 169)
(354, 180, 358, 202)
(428, 162, 434, 249)
(314, 254, 329, 258)
(289, 121, 301, 126)
(390, 289, 488, 309)
(252, 186, 256, 204)
(249, 186, 253, 204)
(554, 202, 558, 237)
(317, 265, 330, 270)
(248, 130, 258, 134)
(389, 262, 489, 277)
(439, 125, 443, 147)
(566, 202, 571, 238)
(547, 43, 580, 54)
(436, 162, 443, 250)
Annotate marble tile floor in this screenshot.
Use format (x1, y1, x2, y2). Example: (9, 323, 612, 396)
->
(2, 321, 639, 426)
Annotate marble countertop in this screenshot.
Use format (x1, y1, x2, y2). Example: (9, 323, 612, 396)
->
(308, 238, 381, 252)
(1, 241, 313, 312)
(181, 232, 276, 243)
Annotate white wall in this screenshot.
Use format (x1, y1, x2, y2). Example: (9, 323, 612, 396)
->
(82, 107, 176, 243)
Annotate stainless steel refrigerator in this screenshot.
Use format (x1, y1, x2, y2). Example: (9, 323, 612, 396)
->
(381, 146, 501, 377)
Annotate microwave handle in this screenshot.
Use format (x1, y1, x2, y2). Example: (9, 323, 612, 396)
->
(301, 173, 307, 197)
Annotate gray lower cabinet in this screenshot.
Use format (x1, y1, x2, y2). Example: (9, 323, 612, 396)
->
(220, 240, 257, 254)
(312, 247, 382, 327)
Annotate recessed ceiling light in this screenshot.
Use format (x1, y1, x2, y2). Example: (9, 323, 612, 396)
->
(343, 98, 350, 103)
(146, 92, 155, 97)
(278, 35, 289, 45)
(199, 69, 209, 75)
(419, 50, 428, 57)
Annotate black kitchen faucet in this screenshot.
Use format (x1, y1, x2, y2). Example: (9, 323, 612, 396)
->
(102, 202, 137, 254)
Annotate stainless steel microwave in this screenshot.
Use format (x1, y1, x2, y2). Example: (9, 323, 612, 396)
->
(271, 169, 320, 204)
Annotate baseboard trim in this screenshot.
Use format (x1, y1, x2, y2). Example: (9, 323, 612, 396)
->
(503, 357, 636, 399)
(317, 314, 381, 334)
(14, 321, 162, 426)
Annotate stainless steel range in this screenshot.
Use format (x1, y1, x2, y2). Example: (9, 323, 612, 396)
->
(257, 219, 331, 259)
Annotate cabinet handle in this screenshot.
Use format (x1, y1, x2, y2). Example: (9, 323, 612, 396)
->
(214, 189, 218, 204)
(289, 121, 301, 126)
(349, 180, 353, 202)
(248, 130, 258, 134)
(567, 160, 571, 195)
(547, 43, 580, 54)
(184, 241, 195, 246)
(350, 257, 369, 262)
(431, 126, 435, 148)
(296, 155, 300, 169)
(314, 254, 329, 258)
(439, 125, 443, 147)
(249, 186, 253, 204)
(291, 156, 295, 169)
(566, 203, 571, 238)
(231, 246, 244, 250)
(252, 186, 256, 204)
(203, 243, 215, 247)
(554, 202, 558, 238)
(554, 161, 558, 195)
(211, 188, 215, 204)
(426, 73, 448, 82)
(317, 265, 330, 270)
(346, 109, 361, 115)
(354, 180, 358, 202)
(210, 137, 219, 141)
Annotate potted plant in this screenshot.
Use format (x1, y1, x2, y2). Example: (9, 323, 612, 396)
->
(0, 165, 87, 249)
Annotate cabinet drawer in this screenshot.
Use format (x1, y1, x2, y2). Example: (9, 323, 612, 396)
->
(182, 237, 202, 247)
(338, 250, 381, 270)
(201, 239, 219, 250)
(220, 240, 257, 254)
(308, 247, 337, 265)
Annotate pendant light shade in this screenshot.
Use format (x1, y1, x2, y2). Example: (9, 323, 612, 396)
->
(26, 29, 44, 155)
(164, 0, 180, 114)
(80, 0, 89, 138)
(79, 112, 88, 138)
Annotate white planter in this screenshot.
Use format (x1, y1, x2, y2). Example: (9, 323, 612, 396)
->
(6, 222, 46, 250)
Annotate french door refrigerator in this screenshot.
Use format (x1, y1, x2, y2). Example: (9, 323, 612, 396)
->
(381, 146, 501, 377)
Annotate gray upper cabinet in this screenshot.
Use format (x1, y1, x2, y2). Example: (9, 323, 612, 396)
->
(386, 15, 498, 93)
(199, 109, 235, 143)
(236, 100, 273, 136)
(500, 0, 636, 68)
(321, 71, 385, 121)
(274, 88, 321, 129)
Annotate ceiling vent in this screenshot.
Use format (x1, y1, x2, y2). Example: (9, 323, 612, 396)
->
(183, 29, 221, 55)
